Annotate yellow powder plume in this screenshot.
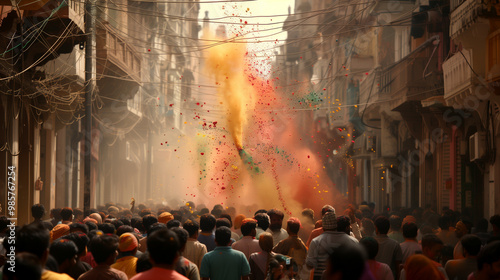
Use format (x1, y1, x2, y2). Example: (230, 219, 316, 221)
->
(204, 33, 255, 150)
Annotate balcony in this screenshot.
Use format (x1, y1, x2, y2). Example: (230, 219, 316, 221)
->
(487, 29, 500, 82)
(96, 22, 141, 99)
(0, 0, 51, 10)
(450, 0, 497, 39)
(387, 45, 443, 111)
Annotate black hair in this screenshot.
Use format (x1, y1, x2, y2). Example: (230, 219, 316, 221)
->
(200, 214, 216, 232)
(136, 251, 153, 273)
(211, 208, 223, 218)
(182, 220, 200, 237)
(167, 219, 181, 229)
(389, 215, 402, 231)
(142, 215, 158, 232)
(119, 218, 131, 226)
(0, 216, 8, 232)
(267, 209, 284, 220)
(42, 221, 54, 231)
(3, 253, 42, 280)
(51, 208, 62, 220)
(215, 226, 231, 246)
(62, 232, 89, 256)
(360, 237, 378, 259)
(287, 219, 301, 235)
(147, 229, 180, 265)
(200, 208, 210, 215)
(60, 208, 73, 221)
(219, 214, 233, 227)
(374, 216, 390, 234)
(438, 215, 452, 230)
(45, 255, 59, 272)
(73, 208, 83, 217)
(85, 221, 97, 232)
(110, 220, 124, 230)
(254, 209, 268, 216)
(116, 225, 134, 236)
(476, 218, 489, 232)
(148, 223, 167, 236)
(49, 239, 78, 265)
(88, 234, 119, 264)
(31, 204, 46, 220)
(16, 223, 50, 259)
(490, 215, 500, 228)
(241, 221, 257, 236)
(216, 218, 231, 229)
(461, 234, 482, 256)
(402, 222, 418, 239)
(97, 223, 116, 235)
(421, 233, 443, 249)
(255, 213, 270, 231)
(337, 216, 351, 233)
(326, 244, 366, 280)
(69, 223, 89, 235)
(171, 227, 189, 249)
(477, 241, 500, 270)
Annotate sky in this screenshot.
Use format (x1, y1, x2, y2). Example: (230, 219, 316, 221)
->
(199, 0, 295, 57)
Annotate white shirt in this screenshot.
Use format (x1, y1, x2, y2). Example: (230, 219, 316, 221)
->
(266, 228, 289, 246)
(231, 236, 261, 260)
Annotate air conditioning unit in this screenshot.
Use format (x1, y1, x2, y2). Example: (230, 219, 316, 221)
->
(469, 132, 486, 161)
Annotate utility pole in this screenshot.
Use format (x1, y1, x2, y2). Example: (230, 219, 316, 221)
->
(84, 0, 96, 214)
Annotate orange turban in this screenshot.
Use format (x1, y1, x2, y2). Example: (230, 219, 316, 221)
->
(234, 214, 246, 229)
(50, 224, 70, 242)
(89, 213, 102, 224)
(403, 215, 417, 225)
(118, 233, 138, 252)
(405, 255, 445, 280)
(158, 212, 174, 224)
(83, 217, 98, 224)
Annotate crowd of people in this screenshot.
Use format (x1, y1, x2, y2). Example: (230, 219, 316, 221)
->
(0, 200, 500, 280)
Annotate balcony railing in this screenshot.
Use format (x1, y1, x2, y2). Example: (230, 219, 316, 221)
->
(442, 49, 475, 100)
(450, 0, 498, 38)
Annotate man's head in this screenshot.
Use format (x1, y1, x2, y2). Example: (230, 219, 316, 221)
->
(421, 233, 444, 261)
(241, 218, 258, 237)
(50, 224, 70, 243)
(2, 253, 42, 280)
(49, 239, 78, 273)
(438, 215, 452, 230)
(360, 237, 378, 260)
(402, 222, 418, 239)
(477, 241, 500, 279)
(147, 228, 180, 266)
(158, 212, 174, 224)
(258, 232, 274, 253)
(322, 212, 337, 231)
(183, 220, 200, 238)
(216, 218, 231, 229)
(389, 215, 402, 232)
(325, 244, 366, 280)
(460, 234, 482, 257)
(490, 215, 500, 234)
(62, 232, 90, 258)
(321, 205, 335, 217)
(171, 227, 189, 253)
(69, 223, 88, 235)
(73, 208, 84, 222)
(455, 220, 470, 239)
(286, 217, 301, 236)
(60, 207, 73, 222)
(31, 204, 45, 221)
(215, 226, 232, 246)
(97, 223, 116, 235)
(337, 216, 351, 234)
(301, 208, 314, 223)
(199, 213, 216, 232)
(118, 233, 138, 255)
(254, 213, 270, 231)
(16, 223, 50, 263)
(142, 214, 158, 233)
(267, 209, 285, 232)
(50, 208, 62, 221)
(88, 233, 119, 265)
(374, 216, 390, 235)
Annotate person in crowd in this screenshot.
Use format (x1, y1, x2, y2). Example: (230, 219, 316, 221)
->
(183, 219, 207, 269)
(138, 214, 158, 253)
(445, 234, 481, 280)
(306, 205, 335, 247)
(171, 227, 200, 280)
(388, 215, 405, 244)
(69, 223, 89, 235)
(374, 216, 402, 279)
(254, 213, 270, 240)
(111, 233, 139, 279)
(404, 255, 445, 280)
(233, 214, 246, 238)
(249, 233, 275, 280)
(467, 240, 500, 280)
(49, 239, 78, 275)
(323, 243, 368, 280)
(266, 257, 286, 280)
(400, 222, 422, 264)
(131, 228, 188, 280)
(78, 233, 128, 280)
(232, 218, 261, 260)
(360, 237, 393, 280)
(73, 209, 84, 223)
(299, 209, 315, 243)
(159, 212, 174, 225)
(473, 218, 491, 245)
(489, 215, 500, 238)
(420, 234, 447, 278)
(2, 252, 43, 280)
(136, 252, 153, 274)
(220, 214, 239, 241)
(306, 211, 358, 280)
(200, 226, 250, 280)
(88, 213, 102, 224)
(361, 218, 376, 238)
(167, 220, 182, 229)
(266, 209, 289, 247)
(49, 208, 62, 227)
(198, 213, 217, 252)
(62, 233, 92, 279)
(60, 208, 73, 225)
(436, 215, 459, 247)
(454, 220, 472, 259)
(50, 224, 70, 243)
(272, 217, 307, 274)
(32, 204, 46, 224)
(15, 223, 73, 280)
